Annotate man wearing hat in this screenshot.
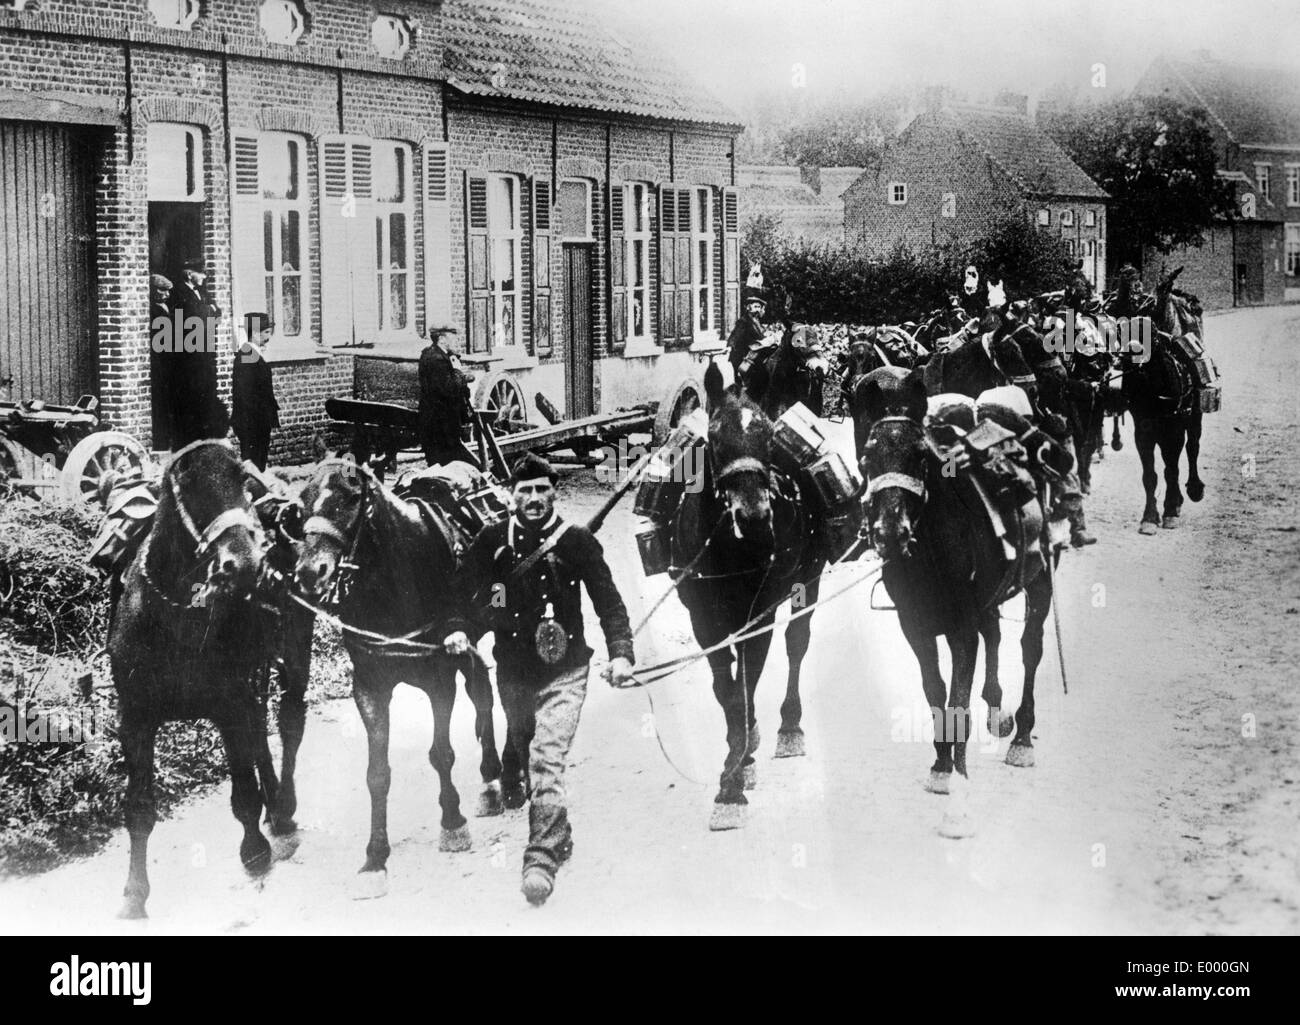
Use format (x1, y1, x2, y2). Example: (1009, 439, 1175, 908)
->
(168, 255, 229, 447)
(727, 289, 768, 376)
(443, 452, 635, 906)
(231, 312, 280, 470)
(418, 323, 476, 467)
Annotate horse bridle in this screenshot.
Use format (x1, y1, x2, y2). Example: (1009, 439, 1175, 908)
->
(863, 416, 929, 544)
(166, 439, 260, 560)
(302, 460, 370, 600)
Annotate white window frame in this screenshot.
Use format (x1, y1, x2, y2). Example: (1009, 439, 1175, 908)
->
(373, 140, 415, 338)
(259, 132, 311, 349)
(690, 185, 716, 339)
(487, 172, 523, 349)
(1084, 209, 1096, 228)
(625, 181, 653, 346)
(1287, 165, 1300, 207)
(148, 0, 201, 30)
(1286, 224, 1300, 277)
(1255, 163, 1271, 199)
(888, 182, 908, 205)
(1036, 208, 1050, 226)
(371, 13, 412, 59)
(559, 178, 595, 243)
(1061, 209, 1075, 227)
(147, 122, 205, 202)
(259, 0, 306, 46)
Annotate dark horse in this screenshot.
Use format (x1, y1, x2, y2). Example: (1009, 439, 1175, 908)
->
(668, 361, 827, 830)
(1119, 269, 1206, 534)
(294, 459, 502, 895)
(853, 373, 1052, 830)
(739, 323, 827, 420)
(109, 441, 309, 919)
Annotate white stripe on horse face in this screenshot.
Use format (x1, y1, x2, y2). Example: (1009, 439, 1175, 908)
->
(740, 409, 754, 431)
(313, 485, 332, 516)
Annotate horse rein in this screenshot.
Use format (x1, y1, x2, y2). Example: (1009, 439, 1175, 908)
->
(302, 460, 369, 604)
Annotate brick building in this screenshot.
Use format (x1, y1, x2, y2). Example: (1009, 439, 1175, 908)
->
(843, 101, 1109, 293)
(1134, 53, 1299, 308)
(0, 0, 742, 462)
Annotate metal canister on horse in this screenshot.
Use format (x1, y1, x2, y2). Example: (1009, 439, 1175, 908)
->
(633, 409, 707, 522)
(772, 402, 827, 471)
(807, 450, 863, 508)
(635, 522, 673, 576)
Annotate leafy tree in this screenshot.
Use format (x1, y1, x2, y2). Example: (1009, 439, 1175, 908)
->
(1041, 96, 1236, 268)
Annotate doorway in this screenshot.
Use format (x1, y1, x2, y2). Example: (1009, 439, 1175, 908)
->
(148, 202, 203, 446)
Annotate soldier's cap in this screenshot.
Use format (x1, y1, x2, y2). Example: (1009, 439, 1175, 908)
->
(509, 451, 557, 486)
(150, 273, 173, 292)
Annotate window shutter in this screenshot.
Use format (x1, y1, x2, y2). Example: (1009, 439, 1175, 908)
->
(720, 185, 738, 336)
(531, 176, 553, 358)
(465, 171, 492, 354)
(422, 141, 452, 333)
(318, 136, 375, 347)
(658, 184, 691, 349)
(609, 182, 627, 354)
(230, 133, 264, 341)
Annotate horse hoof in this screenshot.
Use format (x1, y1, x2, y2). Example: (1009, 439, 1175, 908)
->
(502, 786, 527, 811)
(241, 836, 273, 877)
(774, 730, 806, 758)
(1005, 744, 1036, 769)
(1139, 521, 1158, 536)
(708, 803, 747, 831)
(925, 771, 951, 795)
(270, 832, 301, 862)
(1161, 515, 1179, 530)
(521, 868, 554, 907)
(939, 807, 977, 839)
(351, 869, 388, 901)
(1187, 481, 1205, 503)
(988, 710, 1016, 739)
(439, 825, 472, 853)
(742, 764, 758, 791)
(476, 783, 504, 818)
(117, 901, 148, 921)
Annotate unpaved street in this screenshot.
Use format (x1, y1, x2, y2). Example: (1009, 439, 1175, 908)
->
(2, 305, 1297, 935)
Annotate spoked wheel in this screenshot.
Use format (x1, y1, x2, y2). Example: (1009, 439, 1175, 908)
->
(653, 377, 704, 445)
(476, 371, 529, 434)
(59, 431, 152, 506)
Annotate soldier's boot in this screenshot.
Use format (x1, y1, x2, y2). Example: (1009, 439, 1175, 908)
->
(521, 804, 569, 906)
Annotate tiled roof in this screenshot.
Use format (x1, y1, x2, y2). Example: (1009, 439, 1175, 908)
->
(441, 0, 742, 129)
(1145, 56, 1300, 146)
(936, 106, 1109, 200)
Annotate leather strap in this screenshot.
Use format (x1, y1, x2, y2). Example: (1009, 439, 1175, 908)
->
(867, 472, 927, 501)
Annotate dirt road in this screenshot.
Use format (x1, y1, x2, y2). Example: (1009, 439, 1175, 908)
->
(3, 305, 1297, 935)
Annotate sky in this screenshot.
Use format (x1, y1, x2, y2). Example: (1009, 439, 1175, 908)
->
(585, 0, 1300, 109)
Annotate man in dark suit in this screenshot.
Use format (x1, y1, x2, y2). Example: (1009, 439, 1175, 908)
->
(727, 289, 768, 376)
(149, 274, 175, 446)
(168, 256, 229, 447)
(418, 324, 477, 467)
(231, 312, 280, 470)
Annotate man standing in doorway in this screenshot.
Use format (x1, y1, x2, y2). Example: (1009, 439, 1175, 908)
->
(443, 452, 635, 907)
(168, 256, 229, 447)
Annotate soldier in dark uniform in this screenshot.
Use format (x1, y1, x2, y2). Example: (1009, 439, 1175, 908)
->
(418, 324, 477, 467)
(231, 312, 280, 471)
(148, 274, 174, 446)
(726, 290, 768, 376)
(168, 256, 229, 447)
(443, 452, 635, 907)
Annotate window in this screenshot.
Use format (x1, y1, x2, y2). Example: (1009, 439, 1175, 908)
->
(1286, 225, 1300, 276)
(888, 182, 907, 205)
(260, 0, 306, 45)
(690, 186, 716, 335)
(149, 0, 201, 29)
(625, 183, 651, 340)
(1036, 208, 1050, 226)
(373, 141, 414, 335)
(260, 133, 308, 339)
(371, 14, 411, 59)
(147, 123, 204, 202)
(941, 192, 956, 219)
(1084, 209, 1096, 228)
(1287, 165, 1300, 207)
(559, 179, 594, 242)
(1061, 209, 1075, 226)
(1256, 163, 1271, 199)
(481, 174, 522, 349)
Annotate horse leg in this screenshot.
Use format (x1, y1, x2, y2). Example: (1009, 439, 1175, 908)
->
(217, 706, 274, 879)
(737, 624, 775, 787)
(979, 609, 1014, 738)
(1008, 569, 1052, 768)
(268, 612, 311, 836)
(707, 650, 749, 831)
(946, 626, 979, 780)
(427, 669, 470, 852)
(353, 670, 395, 891)
(776, 574, 820, 758)
(463, 656, 505, 817)
(898, 611, 952, 791)
(1186, 407, 1205, 502)
(1159, 421, 1186, 528)
(117, 711, 158, 920)
(1134, 417, 1161, 534)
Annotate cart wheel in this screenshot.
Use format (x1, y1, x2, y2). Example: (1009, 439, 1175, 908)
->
(59, 431, 152, 506)
(476, 371, 529, 432)
(653, 377, 704, 445)
(0, 437, 43, 501)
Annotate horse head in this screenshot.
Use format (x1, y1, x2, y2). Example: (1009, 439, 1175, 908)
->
(704, 360, 777, 540)
(294, 457, 371, 599)
(161, 440, 261, 596)
(856, 370, 929, 562)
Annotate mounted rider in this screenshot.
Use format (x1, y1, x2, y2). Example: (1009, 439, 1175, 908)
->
(727, 263, 770, 377)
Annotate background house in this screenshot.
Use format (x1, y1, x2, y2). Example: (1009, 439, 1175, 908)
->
(1134, 53, 1299, 307)
(0, 0, 741, 460)
(737, 164, 862, 246)
(843, 98, 1109, 292)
